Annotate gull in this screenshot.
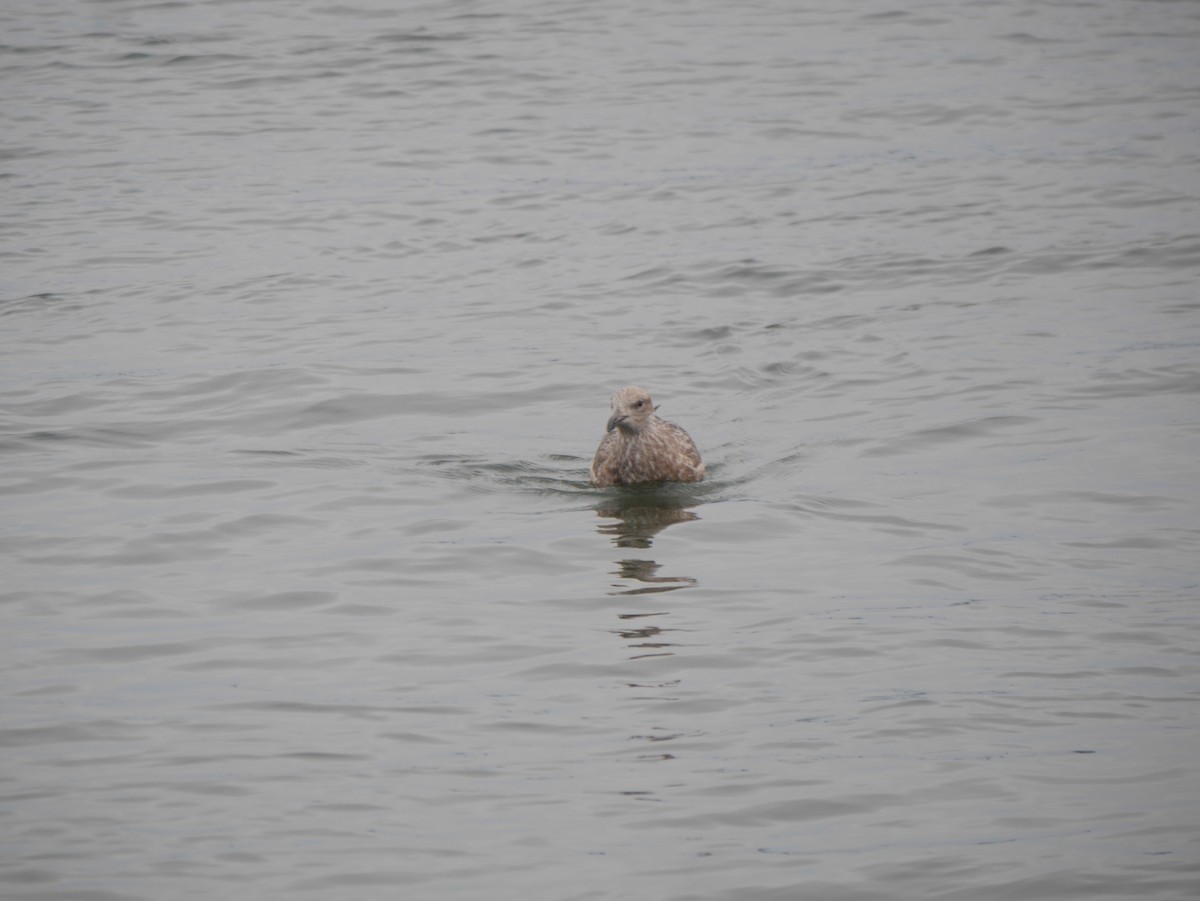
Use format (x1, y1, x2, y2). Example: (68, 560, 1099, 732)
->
(590, 386, 705, 487)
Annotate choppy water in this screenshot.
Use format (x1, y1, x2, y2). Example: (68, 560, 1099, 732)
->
(4, 0, 1200, 898)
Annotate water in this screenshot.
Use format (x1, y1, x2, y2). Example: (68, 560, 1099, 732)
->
(3, 0, 1199, 898)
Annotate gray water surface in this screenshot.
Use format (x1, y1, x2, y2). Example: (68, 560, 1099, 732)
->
(3, 1, 1200, 899)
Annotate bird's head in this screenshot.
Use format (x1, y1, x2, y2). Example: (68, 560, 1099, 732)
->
(606, 385, 656, 434)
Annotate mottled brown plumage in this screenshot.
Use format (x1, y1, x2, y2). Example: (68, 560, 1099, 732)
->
(590, 386, 705, 487)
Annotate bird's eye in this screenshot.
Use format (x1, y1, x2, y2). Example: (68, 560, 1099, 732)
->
(634, 400, 644, 408)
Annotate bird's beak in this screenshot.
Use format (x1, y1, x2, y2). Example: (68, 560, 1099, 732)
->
(606, 414, 623, 432)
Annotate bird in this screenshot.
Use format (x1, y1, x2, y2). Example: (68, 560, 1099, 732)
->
(590, 386, 705, 487)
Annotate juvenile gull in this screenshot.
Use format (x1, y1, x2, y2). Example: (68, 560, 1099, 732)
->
(590, 386, 705, 487)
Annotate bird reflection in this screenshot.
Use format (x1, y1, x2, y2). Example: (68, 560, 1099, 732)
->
(610, 558, 696, 596)
(594, 490, 700, 598)
(610, 615, 678, 659)
(594, 486, 701, 549)
(592, 488, 702, 658)
(595, 505, 699, 549)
